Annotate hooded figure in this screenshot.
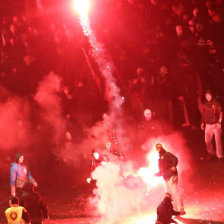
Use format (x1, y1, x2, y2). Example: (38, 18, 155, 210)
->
(20, 182, 48, 224)
(10, 153, 37, 197)
(156, 193, 181, 224)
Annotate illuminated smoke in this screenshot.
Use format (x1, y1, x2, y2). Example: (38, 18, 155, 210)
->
(34, 72, 65, 143)
(0, 87, 31, 150)
(78, 11, 128, 151)
(90, 161, 152, 224)
(89, 150, 165, 223)
(59, 113, 119, 165)
(89, 131, 192, 222)
(76, 6, 192, 223)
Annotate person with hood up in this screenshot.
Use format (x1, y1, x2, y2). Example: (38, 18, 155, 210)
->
(10, 152, 38, 197)
(20, 182, 49, 224)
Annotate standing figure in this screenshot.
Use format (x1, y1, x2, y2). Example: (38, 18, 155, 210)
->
(20, 182, 49, 224)
(5, 196, 30, 224)
(155, 144, 185, 213)
(199, 90, 223, 160)
(10, 153, 38, 197)
(156, 193, 184, 224)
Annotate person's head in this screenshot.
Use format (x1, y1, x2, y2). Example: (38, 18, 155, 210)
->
(15, 153, 24, 164)
(9, 196, 19, 206)
(165, 193, 172, 200)
(205, 90, 213, 102)
(136, 67, 144, 76)
(188, 20, 195, 33)
(144, 109, 152, 121)
(156, 143, 166, 156)
(176, 25, 183, 37)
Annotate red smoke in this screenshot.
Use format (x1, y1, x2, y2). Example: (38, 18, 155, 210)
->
(0, 89, 32, 150)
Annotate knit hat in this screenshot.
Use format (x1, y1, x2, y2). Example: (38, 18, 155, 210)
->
(15, 152, 23, 163)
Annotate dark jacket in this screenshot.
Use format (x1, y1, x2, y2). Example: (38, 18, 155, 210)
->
(158, 152, 178, 181)
(157, 197, 180, 224)
(20, 183, 48, 224)
(200, 100, 222, 124)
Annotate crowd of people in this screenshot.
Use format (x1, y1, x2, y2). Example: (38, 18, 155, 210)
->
(1, 0, 224, 127)
(1, 0, 224, 223)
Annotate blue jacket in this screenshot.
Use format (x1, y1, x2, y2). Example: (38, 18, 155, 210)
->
(10, 163, 34, 188)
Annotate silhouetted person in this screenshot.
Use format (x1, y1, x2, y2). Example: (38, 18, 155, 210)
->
(10, 153, 38, 198)
(199, 90, 223, 161)
(20, 182, 49, 224)
(155, 144, 185, 213)
(5, 196, 30, 224)
(156, 193, 183, 224)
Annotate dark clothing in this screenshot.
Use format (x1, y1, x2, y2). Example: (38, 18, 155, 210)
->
(200, 100, 222, 124)
(22, 208, 30, 224)
(20, 184, 48, 224)
(158, 152, 178, 181)
(157, 197, 180, 224)
(16, 187, 23, 199)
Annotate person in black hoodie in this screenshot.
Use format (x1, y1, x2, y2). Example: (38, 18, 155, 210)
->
(156, 193, 182, 224)
(155, 143, 185, 214)
(20, 182, 49, 224)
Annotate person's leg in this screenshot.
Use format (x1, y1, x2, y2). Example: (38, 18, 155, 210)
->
(214, 123, 223, 159)
(205, 124, 215, 156)
(165, 179, 171, 194)
(168, 176, 184, 212)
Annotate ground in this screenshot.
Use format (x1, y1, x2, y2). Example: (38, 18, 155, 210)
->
(1, 128, 224, 224)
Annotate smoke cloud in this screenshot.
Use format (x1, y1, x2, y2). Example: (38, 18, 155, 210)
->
(90, 161, 151, 224)
(34, 72, 65, 144)
(87, 131, 193, 223)
(0, 87, 32, 150)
